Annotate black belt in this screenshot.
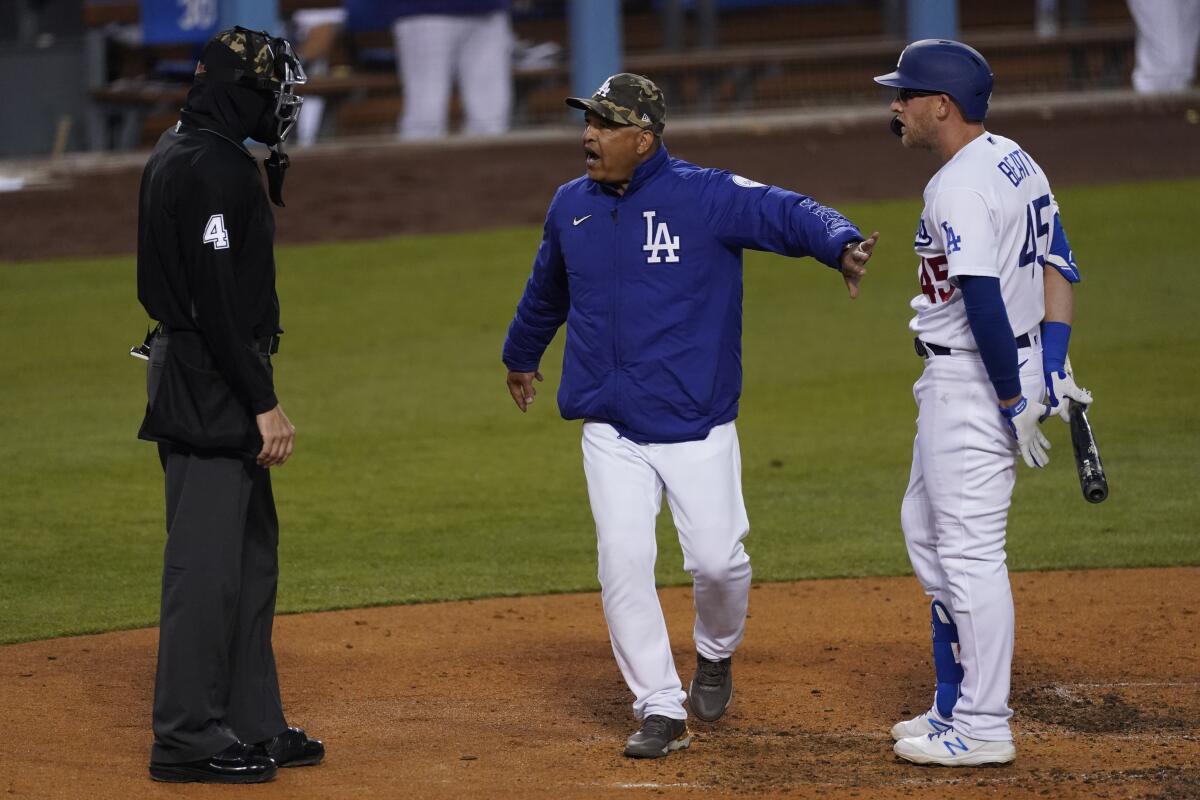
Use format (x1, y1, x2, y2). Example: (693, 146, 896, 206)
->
(915, 332, 1031, 358)
(157, 323, 281, 355)
(256, 334, 281, 355)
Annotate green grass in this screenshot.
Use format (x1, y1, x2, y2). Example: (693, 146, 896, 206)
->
(2, 179, 1197, 644)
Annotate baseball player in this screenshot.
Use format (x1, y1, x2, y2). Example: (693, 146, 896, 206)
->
(502, 73, 877, 759)
(874, 41, 1093, 766)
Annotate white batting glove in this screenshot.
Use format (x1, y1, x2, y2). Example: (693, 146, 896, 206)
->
(999, 396, 1051, 469)
(1042, 369, 1094, 423)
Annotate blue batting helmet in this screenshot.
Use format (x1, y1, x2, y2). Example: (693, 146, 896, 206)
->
(874, 39, 993, 122)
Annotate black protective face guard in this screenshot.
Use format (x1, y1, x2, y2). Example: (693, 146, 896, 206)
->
(259, 34, 306, 207)
(263, 35, 307, 145)
(224, 27, 307, 144)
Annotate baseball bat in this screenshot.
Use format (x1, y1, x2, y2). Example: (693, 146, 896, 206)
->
(1068, 402, 1108, 503)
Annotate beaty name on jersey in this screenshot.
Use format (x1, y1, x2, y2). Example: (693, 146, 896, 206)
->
(996, 148, 1039, 189)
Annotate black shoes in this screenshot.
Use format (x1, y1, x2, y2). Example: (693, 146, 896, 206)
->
(148, 728, 324, 782)
(623, 714, 693, 758)
(688, 653, 733, 722)
(257, 726, 326, 767)
(149, 741, 277, 784)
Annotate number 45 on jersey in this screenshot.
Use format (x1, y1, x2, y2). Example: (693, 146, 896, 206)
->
(914, 218, 955, 304)
(1019, 192, 1080, 282)
(1019, 194, 1052, 271)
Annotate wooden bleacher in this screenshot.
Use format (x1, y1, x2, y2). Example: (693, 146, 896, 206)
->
(84, 0, 1136, 147)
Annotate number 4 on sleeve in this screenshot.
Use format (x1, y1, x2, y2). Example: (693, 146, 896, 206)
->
(203, 214, 230, 250)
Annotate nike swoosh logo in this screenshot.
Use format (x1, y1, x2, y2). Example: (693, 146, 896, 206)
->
(572, 215, 592, 226)
(1017, 359, 1028, 369)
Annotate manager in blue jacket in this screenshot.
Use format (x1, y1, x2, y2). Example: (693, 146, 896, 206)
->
(502, 73, 879, 759)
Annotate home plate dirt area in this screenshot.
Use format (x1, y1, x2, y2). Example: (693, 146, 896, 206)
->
(2, 568, 1196, 799)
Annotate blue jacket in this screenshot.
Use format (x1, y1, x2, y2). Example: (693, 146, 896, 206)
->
(502, 145, 862, 444)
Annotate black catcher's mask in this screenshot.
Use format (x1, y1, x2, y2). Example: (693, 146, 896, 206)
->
(193, 26, 308, 205)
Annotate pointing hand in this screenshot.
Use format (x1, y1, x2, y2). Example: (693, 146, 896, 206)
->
(840, 231, 879, 299)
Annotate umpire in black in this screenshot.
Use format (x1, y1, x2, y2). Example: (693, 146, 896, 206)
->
(136, 27, 323, 784)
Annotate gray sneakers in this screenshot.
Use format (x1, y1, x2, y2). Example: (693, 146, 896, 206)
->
(688, 653, 733, 722)
(623, 715, 693, 759)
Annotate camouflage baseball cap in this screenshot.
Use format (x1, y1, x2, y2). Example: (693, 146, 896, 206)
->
(195, 27, 281, 89)
(566, 73, 666, 134)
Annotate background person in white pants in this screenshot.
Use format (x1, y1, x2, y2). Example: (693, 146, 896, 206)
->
(1127, 0, 1200, 94)
(289, 7, 348, 147)
(875, 40, 1094, 767)
(390, 0, 513, 139)
(502, 73, 877, 759)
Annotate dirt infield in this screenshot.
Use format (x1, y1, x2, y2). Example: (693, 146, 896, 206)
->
(3, 97, 1198, 799)
(3, 568, 1197, 799)
(2, 96, 1198, 263)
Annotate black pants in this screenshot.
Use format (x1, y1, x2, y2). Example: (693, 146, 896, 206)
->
(150, 443, 287, 764)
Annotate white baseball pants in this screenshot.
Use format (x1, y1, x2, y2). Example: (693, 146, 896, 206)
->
(1128, 0, 1200, 94)
(393, 11, 514, 139)
(582, 420, 752, 721)
(900, 337, 1044, 742)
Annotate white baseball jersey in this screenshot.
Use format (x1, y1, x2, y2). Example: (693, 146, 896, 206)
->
(910, 132, 1058, 349)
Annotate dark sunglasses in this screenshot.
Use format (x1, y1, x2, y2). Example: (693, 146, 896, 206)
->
(895, 88, 944, 102)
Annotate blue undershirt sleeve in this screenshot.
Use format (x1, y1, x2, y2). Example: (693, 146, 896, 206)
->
(1045, 211, 1081, 283)
(959, 274, 1022, 401)
(1041, 321, 1071, 374)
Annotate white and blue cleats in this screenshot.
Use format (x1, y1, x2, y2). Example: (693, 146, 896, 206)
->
(894, 727, 1016, 766)
(890, 707, 954, 741)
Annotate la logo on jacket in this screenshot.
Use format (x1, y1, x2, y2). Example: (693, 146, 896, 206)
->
(642, 210, 680, 263)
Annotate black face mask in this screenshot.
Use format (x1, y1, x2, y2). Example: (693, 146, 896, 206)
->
(185, 79, 294, 207)
(185, 79, 273, 143)
(250, 99, 282, 146)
